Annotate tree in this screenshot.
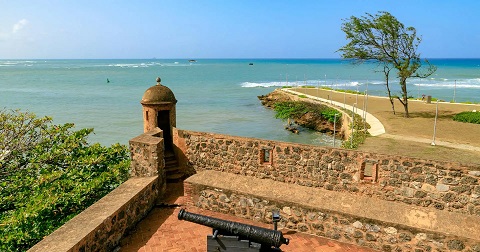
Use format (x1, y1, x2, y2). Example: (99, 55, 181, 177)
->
(0, 109, 130, 251)
(379, 62, 396, 114)
(338, 11, 436, 117)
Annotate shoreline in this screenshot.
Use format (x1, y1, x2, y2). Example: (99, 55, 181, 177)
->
(289, 87, 480, 156)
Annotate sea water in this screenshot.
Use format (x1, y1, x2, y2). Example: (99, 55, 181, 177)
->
(1, 59, 479, 146)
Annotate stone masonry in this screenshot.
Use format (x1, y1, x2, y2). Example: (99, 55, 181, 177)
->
(176, 130, 480, 217)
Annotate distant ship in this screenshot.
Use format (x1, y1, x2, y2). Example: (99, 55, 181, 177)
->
(249, 63, 254, 65)
(188, 59, 197, 63)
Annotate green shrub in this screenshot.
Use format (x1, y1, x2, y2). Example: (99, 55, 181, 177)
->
(342, 130, 369, 149)
(341, 112, 370, 149)
(298, 95, 307, 98)
(273, 101, 341, 123)
(0, 110, 130, 251)
(453, 111, 480, 124)
(460, 101, 479, 105)
(273, 102, 309, 120)
(332, 88, 363, 95)
(321, 108, 341, 123)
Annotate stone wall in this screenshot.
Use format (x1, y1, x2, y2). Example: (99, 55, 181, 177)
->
(28, 177, 159, 252)
(176, 130, 480, 216)
(185, 175, 480, 252)
(130, 128, 166, 198)
(30, 130, 167, 252)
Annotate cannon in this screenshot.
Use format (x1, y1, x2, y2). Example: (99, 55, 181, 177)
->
(178, 209, 289, 251)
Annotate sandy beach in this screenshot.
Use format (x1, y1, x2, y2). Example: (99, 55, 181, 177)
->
(292, 87, 480, 166)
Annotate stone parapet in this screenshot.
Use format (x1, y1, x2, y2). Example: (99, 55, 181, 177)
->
(129, 128, 164, 177)
(28, 176, 159, 252)
(185, 170, 480, 251)
(177, 130, 480, 217)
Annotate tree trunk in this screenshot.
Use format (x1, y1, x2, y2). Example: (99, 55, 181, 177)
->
(385, 79, 396, 115)
(400, 78, 410, 117)
(383, 66, 395, 115)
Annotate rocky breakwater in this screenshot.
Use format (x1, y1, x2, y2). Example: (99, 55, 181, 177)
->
(258, 89, 344, 138)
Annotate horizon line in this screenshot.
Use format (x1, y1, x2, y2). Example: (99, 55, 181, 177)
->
(2, 57, 480, 60)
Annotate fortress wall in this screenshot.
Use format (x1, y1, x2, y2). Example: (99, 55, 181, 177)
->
(176, 129, 480, 217)
(184, 170, 480, 251)
(28, 177, 159, 252)
(30, 130, 166, 252)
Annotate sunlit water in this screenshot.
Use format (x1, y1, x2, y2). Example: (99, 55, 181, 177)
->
(1, 59, 478, 146)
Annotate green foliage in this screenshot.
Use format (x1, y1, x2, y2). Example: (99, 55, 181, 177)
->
(273, 101, 341, 124)
(321, 108, 341, 123)
(342, 130, 369, 149)
(334, 88, 363, 95)
(0, 109, 130, 251)
(342, 113, 371, 149)
(453, 111, 480, 124)
(338, 11, 436, 117)
(460, 101, 480, 105)
(273, 102, 309, 120)
(298, 95, 307, 98)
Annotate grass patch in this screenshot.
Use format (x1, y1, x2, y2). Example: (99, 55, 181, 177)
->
(273, 101, 341, 123)
(453, 111, 480, 124)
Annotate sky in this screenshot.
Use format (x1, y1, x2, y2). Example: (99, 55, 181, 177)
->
(1, 0, 479, 59)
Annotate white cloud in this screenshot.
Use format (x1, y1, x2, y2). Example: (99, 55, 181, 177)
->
(12, 19, 28, 33)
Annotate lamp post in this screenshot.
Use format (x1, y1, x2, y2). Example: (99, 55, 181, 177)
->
(453, 80, 457, 103)
(333, 113, 339, 147)
(351, 103, 356, 148)
(431, 100, 439, 146)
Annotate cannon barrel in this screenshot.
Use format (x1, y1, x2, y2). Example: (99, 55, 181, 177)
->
(178, 209, 289, 248)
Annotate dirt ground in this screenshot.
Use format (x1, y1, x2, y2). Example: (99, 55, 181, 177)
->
(292, 87, 480, 166)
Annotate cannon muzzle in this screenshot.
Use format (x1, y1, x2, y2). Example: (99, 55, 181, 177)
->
(178, 209, 289, 248)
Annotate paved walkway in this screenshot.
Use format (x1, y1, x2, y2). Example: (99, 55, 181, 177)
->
(286, 88, 480, 152)
(283, 89, 386, 136)
(381, 133, 480, 152)
(119, 182, 378, 252)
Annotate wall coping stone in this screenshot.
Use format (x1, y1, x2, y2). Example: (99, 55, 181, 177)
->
(186, 170, 480, 241)
(28, 176, 158, 252)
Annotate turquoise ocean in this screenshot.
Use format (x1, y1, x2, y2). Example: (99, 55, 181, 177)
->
(1, 59, 479, 146)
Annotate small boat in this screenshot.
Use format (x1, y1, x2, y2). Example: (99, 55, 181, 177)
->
(188, 59, 196, 63)
(249, 63, 254, 65)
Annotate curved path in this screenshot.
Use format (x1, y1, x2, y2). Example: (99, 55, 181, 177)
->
(286, 88, 480, 153)
(283, 89, 386, 136)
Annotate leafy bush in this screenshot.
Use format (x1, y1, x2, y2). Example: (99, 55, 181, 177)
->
(453, 111, 480, 124)
(342, 112, 371, 149)
(325, 88, 363, 95)
(342, 130, 369, 149)
(0, 110, 130, 251)
(273, 102, 309, 120)
(321, 108, 341, 123)
(273, 101, 341, 123)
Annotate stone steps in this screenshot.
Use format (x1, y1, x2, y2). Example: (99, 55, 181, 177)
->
(164, 154, 183, 183)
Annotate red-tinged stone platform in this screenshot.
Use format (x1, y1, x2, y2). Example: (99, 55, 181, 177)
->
(119, 182, 378, 252)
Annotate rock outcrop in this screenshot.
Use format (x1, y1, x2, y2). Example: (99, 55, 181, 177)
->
(258, 90, 343, 137)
